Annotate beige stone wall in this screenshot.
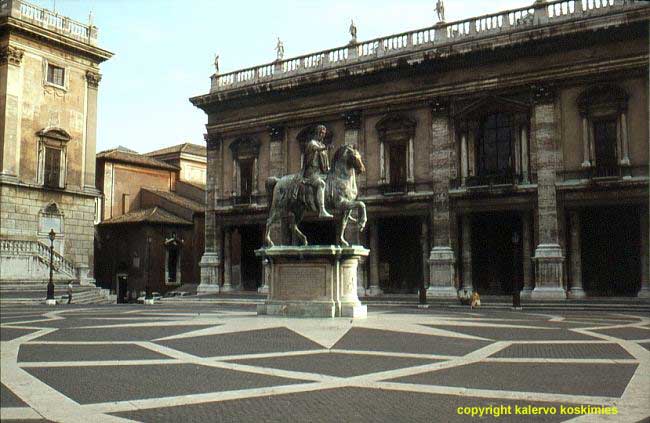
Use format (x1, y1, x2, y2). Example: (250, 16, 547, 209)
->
(0, 184, 95, 268)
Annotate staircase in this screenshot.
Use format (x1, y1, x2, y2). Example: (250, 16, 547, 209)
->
(0, 239, 115, 305)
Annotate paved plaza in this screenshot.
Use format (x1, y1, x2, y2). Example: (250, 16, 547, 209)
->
(1, 304, 649, 422)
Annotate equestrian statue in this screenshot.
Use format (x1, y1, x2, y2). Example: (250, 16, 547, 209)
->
(264, 125, 367, 247)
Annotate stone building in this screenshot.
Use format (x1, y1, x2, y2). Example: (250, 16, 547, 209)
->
(94, 145, 205, 302)
(0, 0, 112, 285)
(191, 0, 649, 299)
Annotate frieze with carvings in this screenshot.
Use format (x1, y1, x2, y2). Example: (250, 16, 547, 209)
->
(0, 45, 24, 66)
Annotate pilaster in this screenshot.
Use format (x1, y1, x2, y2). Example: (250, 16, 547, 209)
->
(83, 71, 101, 192)
(221, 227, 234, 292)
(428, 100, 456, 298)
(567, 211, 586, 298)
(521, 211, 534, 298)
(0, 45, 24, 182)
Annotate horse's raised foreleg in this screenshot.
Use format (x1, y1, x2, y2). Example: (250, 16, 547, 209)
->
(356, 200, 367, 232)
(291, 212, 308, 246)
(338, 211, 351, 246)
(264, 211, 277, 247)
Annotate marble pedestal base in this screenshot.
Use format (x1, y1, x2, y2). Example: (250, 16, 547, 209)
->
(255, 245, 369, 318)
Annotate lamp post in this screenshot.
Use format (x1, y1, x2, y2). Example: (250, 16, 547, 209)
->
(46, 229, 56, 304)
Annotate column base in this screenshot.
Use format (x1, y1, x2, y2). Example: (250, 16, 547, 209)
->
(357, 286, 367, 297)
(637, 288, 650, 298)
(426, 285, 458, 298)
(45, 299, 57, 306)
(567, 287, 586, 299)
(144, 299, 155, 305)
(197, 284, 220, 294)
(521, 287, 534, 299)
(258, 284, 269, 294)
(221, 284, 235, 292)
(530, 287, 567, 300)
(366, 285, 383, 296)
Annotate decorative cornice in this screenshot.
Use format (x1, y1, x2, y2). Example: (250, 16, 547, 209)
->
(531, 84, 555, 105)
(343, 110, 362, 130)
(85, 71, 102, 88)
(204, 133, 223, 151)
(269, 125, 285, 142)
(0, 45, 25, 66)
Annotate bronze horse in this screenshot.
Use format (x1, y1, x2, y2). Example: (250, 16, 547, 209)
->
(264, 144, 367, 247)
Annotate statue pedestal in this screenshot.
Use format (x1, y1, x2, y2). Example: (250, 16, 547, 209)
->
(255, 246, 368, 318)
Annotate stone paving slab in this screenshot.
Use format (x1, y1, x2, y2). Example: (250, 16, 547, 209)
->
(0, 328, 38, 342)
(425, 325, 599, 341)
(227, 352, 443, 378)
(157, 327, 322, 357)
(12, 317, 182, 329)
(1, 383, 27, 408)
(491, 343, 635, 359)
(18, 344, 172, 362)
(111, 387, 572, 423)
(33, 324, 216, 342)
(638, 342, 650, 352)
(333, 327, 491, 356)
(388, 362, 638, 397)
(591, 327, 650, 340)
(24, 364, 307, 404)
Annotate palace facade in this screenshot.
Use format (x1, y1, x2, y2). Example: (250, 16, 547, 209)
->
(191, 0, 650, 298)
(0, 0, 112, 285)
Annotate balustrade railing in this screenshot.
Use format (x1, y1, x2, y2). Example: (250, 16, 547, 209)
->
(207, 0, 640, 93)
(0, 238, 76, 277)
(2, 0, 96, 44)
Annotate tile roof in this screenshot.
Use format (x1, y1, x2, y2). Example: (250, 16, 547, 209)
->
(97, 148, 179, 171)
(99, 207, 192, 225)
(142, 188, 205, 213)
(147, 143, 207, 158)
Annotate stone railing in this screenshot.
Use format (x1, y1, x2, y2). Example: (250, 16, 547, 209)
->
(0, 238, 76, 277)
(209, 0, 640, 93)
(0, 0, 97, 45)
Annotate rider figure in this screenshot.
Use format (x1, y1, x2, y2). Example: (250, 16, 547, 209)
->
(302, 125, 333, 218)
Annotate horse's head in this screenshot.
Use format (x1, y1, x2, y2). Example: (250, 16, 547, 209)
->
(332, 144, 365, 174)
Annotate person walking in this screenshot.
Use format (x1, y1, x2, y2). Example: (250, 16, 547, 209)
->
(67, 282, 73, 304)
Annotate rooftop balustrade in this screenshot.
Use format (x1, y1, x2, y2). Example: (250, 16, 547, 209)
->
(1, 0, 98, 45)
(208, 0, 641, 93)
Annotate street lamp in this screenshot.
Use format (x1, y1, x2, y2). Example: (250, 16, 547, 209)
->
(46, 229, 56, 302)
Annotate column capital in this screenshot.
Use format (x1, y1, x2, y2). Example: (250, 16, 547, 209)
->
(531, 84, 555, 105)
(85, 70, 102, 88)
(269, 124, 285, 142)
(343, 110, 362, 130)
(204, 132, 223, 150)
(0, 45, 24, 66)
(430, 99, 449, 116)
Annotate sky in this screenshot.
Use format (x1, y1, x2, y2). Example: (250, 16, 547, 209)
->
(33, 0, 531, 154)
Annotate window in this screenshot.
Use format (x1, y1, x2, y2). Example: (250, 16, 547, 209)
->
(37, 127, 70, 189)
(593, 119, 618, 176)
(46, 64, 65, 87)
(239, 159, 254, 200)
(229, 136, 260, 205)
(477, 113, 514, 177)
(388, 143, 407, 192)
(375, 114, 416, 194)
(43, 147, 61, 187)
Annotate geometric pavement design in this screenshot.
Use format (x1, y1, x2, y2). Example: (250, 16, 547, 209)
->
(1, 304, 649, 422)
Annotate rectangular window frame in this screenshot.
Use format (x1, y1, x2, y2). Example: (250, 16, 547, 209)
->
(43, 59, 68, 90)
(38, 139, 67, 190)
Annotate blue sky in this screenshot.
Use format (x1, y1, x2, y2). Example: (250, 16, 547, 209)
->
(34, 0, 530, 153)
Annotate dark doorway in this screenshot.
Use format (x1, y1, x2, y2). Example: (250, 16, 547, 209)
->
(239, 225, 263, 291)
(299, 220, 336, 245)
(471, 213, 522, 295)
(378, 216, 422, 293)
(581, 206, 640, 296)
(117, 275, 128, 304)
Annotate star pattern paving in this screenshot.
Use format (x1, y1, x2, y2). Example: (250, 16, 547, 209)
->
(1, 304, 649, 422)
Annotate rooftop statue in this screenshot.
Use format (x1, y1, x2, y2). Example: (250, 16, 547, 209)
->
(213, 54, 219, 73)
(435, 0, 446, 23)
(349, 19, 357, 43)
(275, 37, 285, 60)
(264, 125, 367, 247)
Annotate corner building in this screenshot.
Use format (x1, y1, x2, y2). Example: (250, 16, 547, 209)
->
(191, 1, 649, 299)
(0, 0, 112, 284)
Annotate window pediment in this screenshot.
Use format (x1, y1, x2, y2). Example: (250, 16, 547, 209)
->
(376, 114, 416, 143)
(37, 127, 71, 143)
(229, 136, 260, 159)
(577, 84, 628, 116)
(454, 96, 529, 121)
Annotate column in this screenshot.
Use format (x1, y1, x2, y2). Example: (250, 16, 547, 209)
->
(568, 211, 586, 298)
(460, 215, 473, 294)
(221, 227, 234, 292)
(367, 220, 383, 296)
(521, 124, 530, 183)
(639, 207, 650, 298)
(521, 211, 534, 298)
(0, 45, 24, 183)
(428, 100, 457, 298)
(421, 217, 430, 290)
(460, 132, 468, 184)
(580, 115, 591, 168)
(344, 110, 363, 243)
(531, 85, 566, 300)
(619, 111, 630, 167)
(83, 71, 101, 192)
(198, 134, 222, 293)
